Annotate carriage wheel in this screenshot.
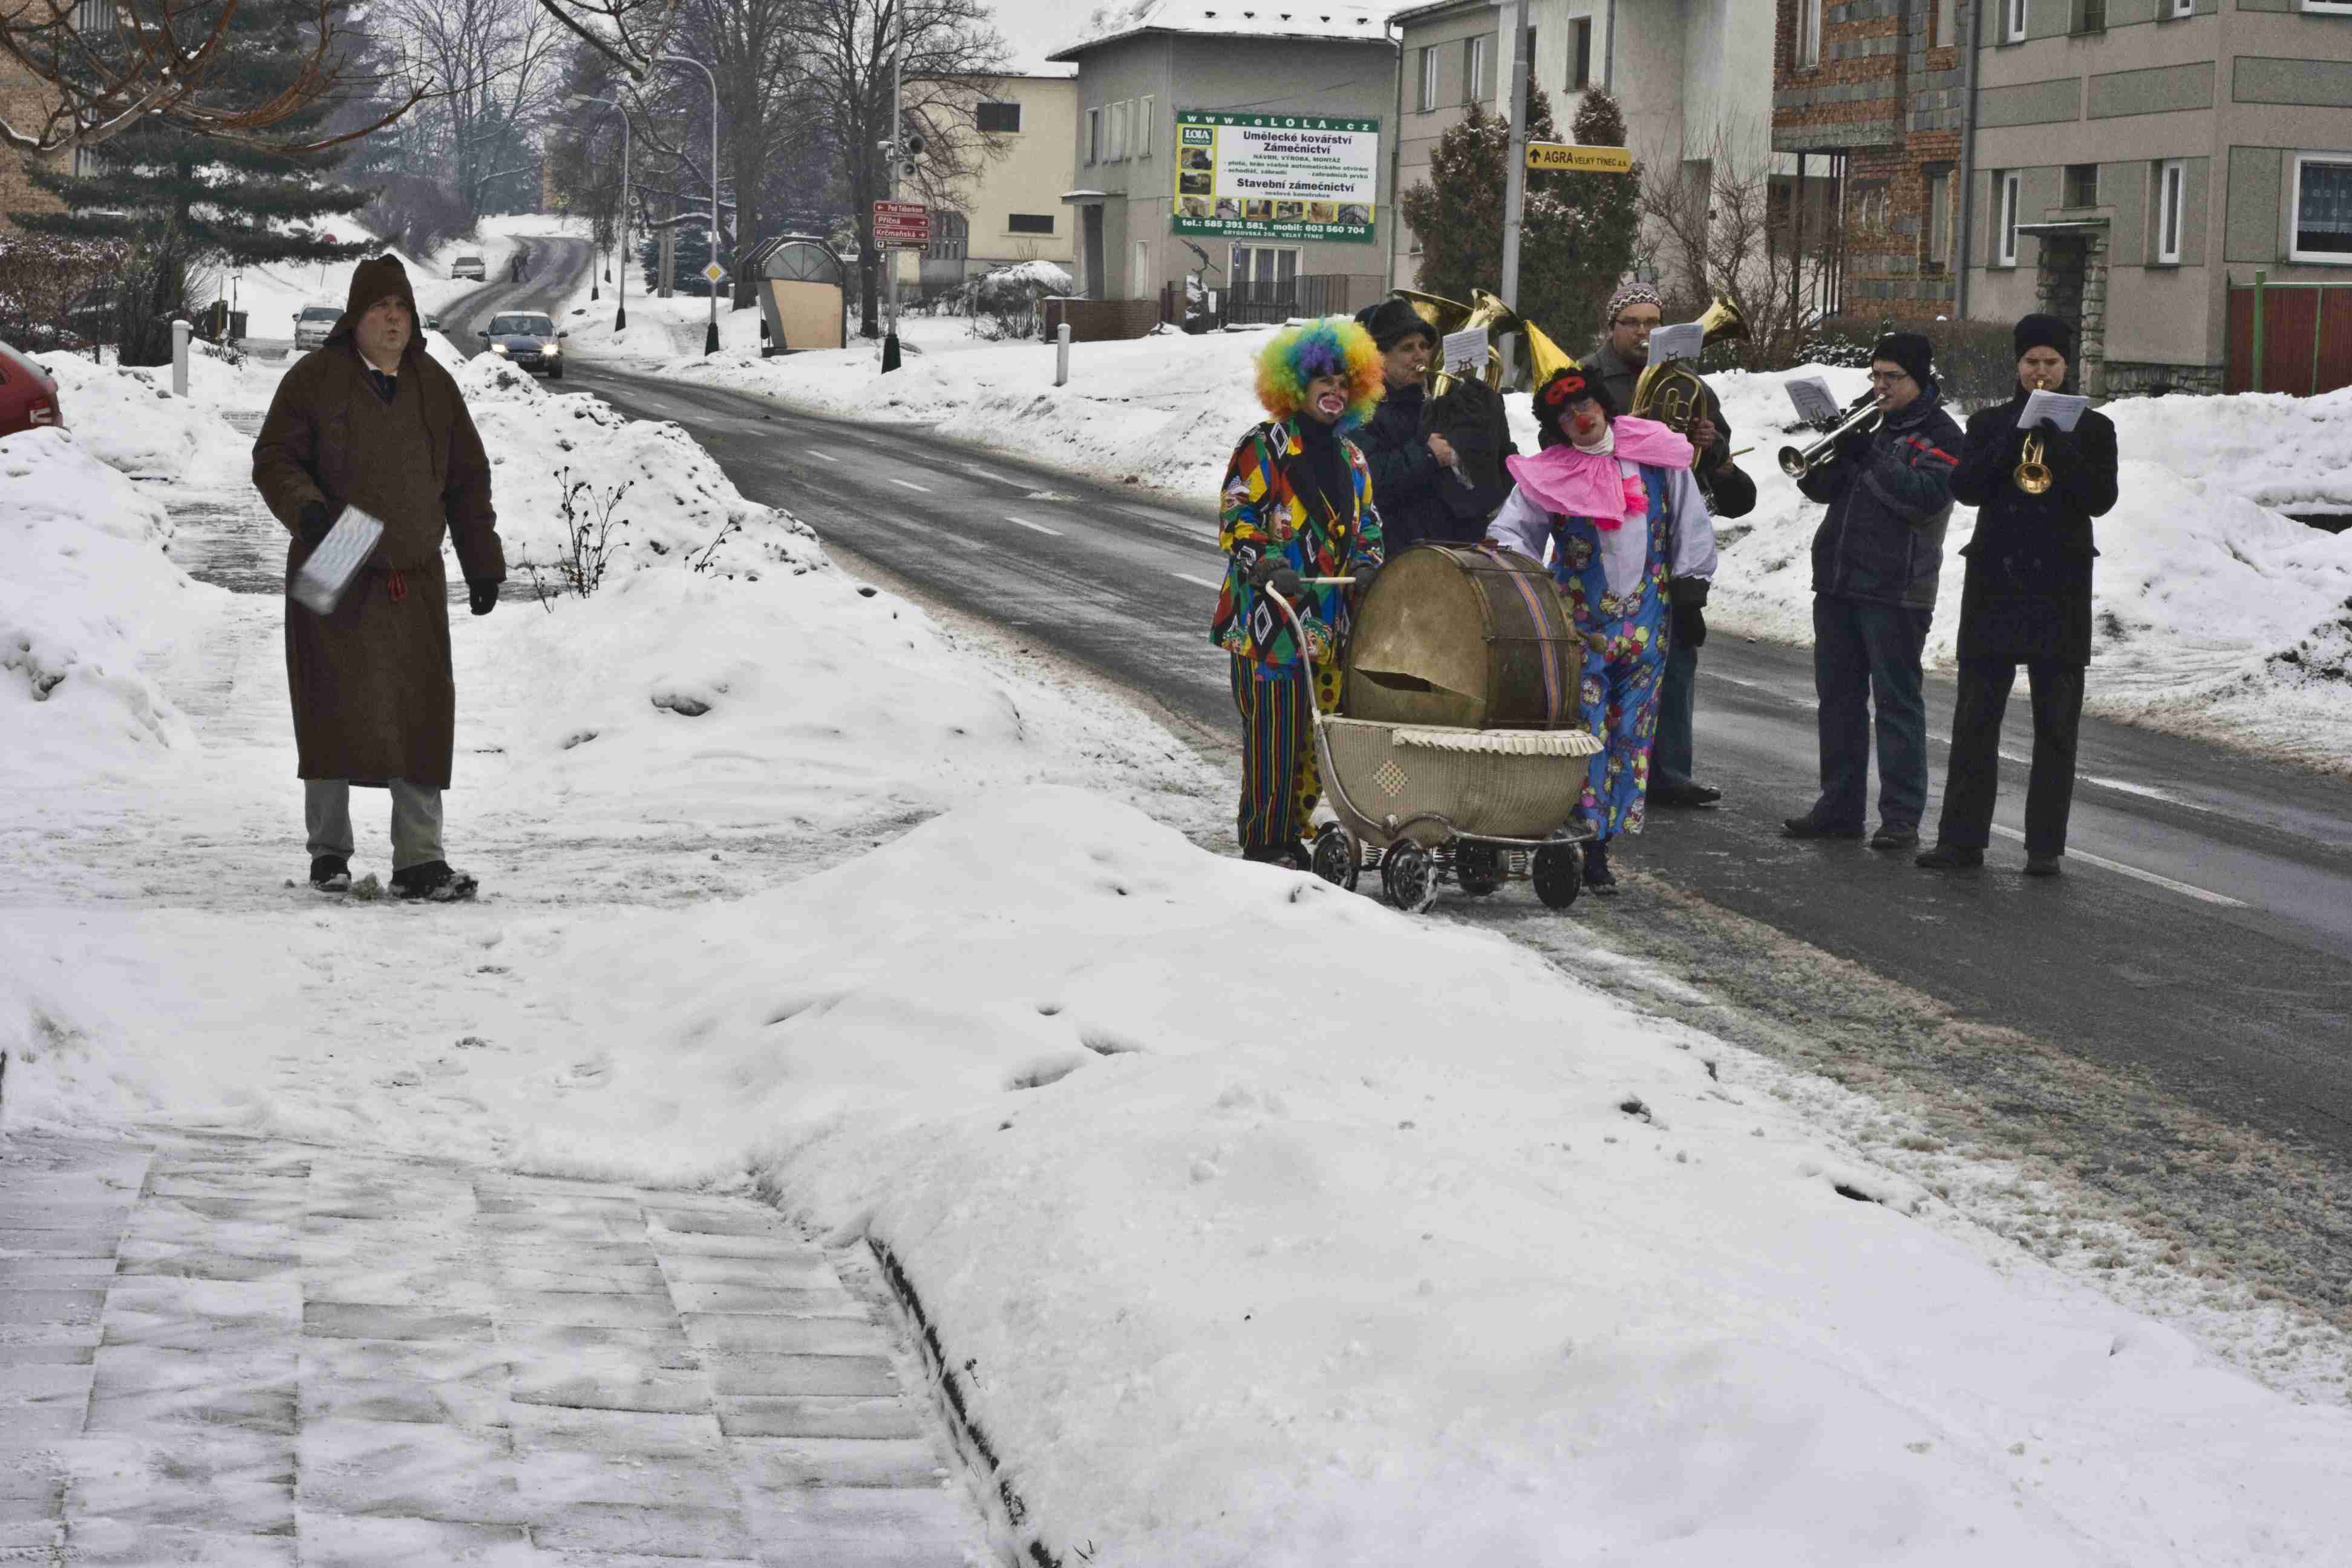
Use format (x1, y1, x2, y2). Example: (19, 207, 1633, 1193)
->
(1454, 843, 1506, 897)
(1312, 824, 1359, 892)
(1381, 841, 1439, 914)
(1532, 844, 1584, 909)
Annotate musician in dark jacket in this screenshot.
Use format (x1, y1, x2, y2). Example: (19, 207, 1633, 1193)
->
(1350, 295, 1514, 551)
(1783, 332, 1962, 851)
(1917, 314, 2118, 878)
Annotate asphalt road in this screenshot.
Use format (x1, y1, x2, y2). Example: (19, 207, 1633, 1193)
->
(448, 238, 2352, 1341)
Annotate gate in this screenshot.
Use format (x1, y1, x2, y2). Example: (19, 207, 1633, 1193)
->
(2225, 273, 2352, 395)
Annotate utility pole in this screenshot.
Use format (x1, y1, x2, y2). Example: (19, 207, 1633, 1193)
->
(659, 52, 722, 355)
(1497, 0, 1532, 385)
(883, 1, 904, 374)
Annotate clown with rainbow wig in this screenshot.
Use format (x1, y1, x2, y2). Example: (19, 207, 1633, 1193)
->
(1485, 366, 1716, 893)
(1210, 316, 1388, 869)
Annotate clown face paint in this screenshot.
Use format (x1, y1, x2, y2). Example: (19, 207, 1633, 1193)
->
(1569, 400, 1608, 445)
(1305, 372, 1350, 424)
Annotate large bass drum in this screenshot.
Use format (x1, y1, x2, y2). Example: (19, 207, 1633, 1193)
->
(1344, 544, 1583, 731)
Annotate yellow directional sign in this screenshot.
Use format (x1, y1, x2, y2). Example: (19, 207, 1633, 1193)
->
(1526, 141, 1633, 174)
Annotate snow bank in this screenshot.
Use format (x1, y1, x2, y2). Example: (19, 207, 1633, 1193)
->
(0, 429, 213, 780)
(441, 786, 2352, 1566)
(30, 350, 252, 483)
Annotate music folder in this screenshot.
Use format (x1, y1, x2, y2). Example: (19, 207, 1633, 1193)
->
(290, 506, 387, 616)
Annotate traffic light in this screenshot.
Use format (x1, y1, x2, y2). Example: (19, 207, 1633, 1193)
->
(898, 120, 925, 179)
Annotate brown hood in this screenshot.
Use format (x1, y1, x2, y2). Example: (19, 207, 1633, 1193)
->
(328, 254, 424, 361)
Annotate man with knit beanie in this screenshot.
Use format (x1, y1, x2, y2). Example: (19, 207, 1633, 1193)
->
(1783, 330, 1962, 851)
(1349, 295, 1514, 551)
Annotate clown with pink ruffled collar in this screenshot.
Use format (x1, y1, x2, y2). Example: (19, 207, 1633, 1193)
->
(1484, 367, 1717, 892)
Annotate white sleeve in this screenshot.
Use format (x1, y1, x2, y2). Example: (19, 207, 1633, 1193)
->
(1664, 465, 1717, 583)
(1486, 484, 1550, 563)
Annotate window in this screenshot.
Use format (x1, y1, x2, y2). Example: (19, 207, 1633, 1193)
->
(2290, 154, 2352, 263)
(1996, 171, 2022, 265)
(1930, 0, 1952, 47)
(2063, 163, 2098, 207)
(2301, 1, 2352, 13)
(1418, 45, 1439, 112)
(75, 0, 115, 32)
(1464, 35, 1487, 105)
(1797, 0, 1821, 67)
(1229, 244, 1300, 288)
(1008, 213, 1055, 235)
(976, 100, 1021, 134)
(1137, 96, 1154, 158)
(1572, 18, 1593, 88)
(1108, 100, 1128, 161)
(1086, 106, 1100, 164)
(1524, 27, 1538, 111)
(2153, 160, 2184, 263)
(2004, 0, 2028, 42)
(1924, 166, 1953, 273)
(2071, 0, 2105, 32)
(1855, 181, 1889, 230)
(2163, 0, 2194, 16)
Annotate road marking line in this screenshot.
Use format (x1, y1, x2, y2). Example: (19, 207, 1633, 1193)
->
(804, 450, 840, 463)
(961, 463, 1021, 486)
(1004, 515, 1062, 536)
(887, 477, 932, 492)
(1172, 572, 1224, 590)
(1987, 825, 2246, 907)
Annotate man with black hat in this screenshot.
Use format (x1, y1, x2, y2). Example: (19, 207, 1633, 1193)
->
(1349, 295, 1514, 553)
(1590, 283, 1755, 808)
(1916, 313, 2117, 878)
(1783, 332, 1962, 851)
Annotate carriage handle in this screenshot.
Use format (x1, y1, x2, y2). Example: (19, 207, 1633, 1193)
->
(1256, 577, 1353, 740)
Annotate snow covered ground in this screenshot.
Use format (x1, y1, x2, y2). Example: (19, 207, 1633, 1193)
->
(9, 345, 2352, 1566)
(568, 315, 2352, 770)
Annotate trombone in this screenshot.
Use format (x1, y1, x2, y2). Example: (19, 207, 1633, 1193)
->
(1777, 394, 1885, 480)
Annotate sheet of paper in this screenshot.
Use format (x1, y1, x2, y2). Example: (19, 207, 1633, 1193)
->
(1440, 325, 1489, 377)
(290, 505, 386, 616)
(1784, 375, 1843, 427)
(2020, 388, 2088, 433)
(1645, 322, 1704, 364)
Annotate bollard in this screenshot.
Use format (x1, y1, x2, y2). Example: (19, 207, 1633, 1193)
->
(1055, 321, 1071, 388)
(171, 318, 191, 396)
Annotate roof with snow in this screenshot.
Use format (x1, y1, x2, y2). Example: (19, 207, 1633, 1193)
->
(1047, 0, 1395, 60)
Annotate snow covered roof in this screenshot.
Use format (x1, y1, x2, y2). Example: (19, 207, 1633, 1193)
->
(1047, 0, 1395, 61)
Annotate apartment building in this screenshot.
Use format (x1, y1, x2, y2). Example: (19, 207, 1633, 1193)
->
(893, 74, 1079, 296)
(1968, 0, 2352, 394)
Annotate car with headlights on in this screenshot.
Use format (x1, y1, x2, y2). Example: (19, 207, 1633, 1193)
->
(477, 311, 567, 377)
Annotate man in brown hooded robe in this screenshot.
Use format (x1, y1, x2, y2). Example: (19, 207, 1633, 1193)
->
(252, 254, 506, 901)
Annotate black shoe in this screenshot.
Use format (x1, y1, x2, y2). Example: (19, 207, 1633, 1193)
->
(309, 854, 351, 893)
(1782, 815, 1864, 840)
(2022, 854, 2064, 878)
(1580, 838, 1618, 895)
(1869, 825, 1920, 851)
(1243, 842, 1313, 871)
(1651, 779, 1723, 808)
(390, 860, 479, 902)
(1914, 843, 1984, 870)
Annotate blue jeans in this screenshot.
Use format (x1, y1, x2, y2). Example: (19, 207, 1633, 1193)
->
(1809, 595, 1932, 833)
(1652, 642, 1698, 788)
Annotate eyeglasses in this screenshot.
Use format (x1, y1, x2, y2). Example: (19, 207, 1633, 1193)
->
(1867, 370, 1913, 387)
(1614, 317, 1660, 330)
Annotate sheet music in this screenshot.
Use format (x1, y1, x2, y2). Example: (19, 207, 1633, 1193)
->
(1784, 375, 1843, 427)
(1440, 325, 1489, 378)
(290, 505, 386, 616)
(2020, 389, 2088, 433)
(1645, 322, 1704, 364)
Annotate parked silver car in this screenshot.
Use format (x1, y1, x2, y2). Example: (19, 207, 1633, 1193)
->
(293, 305, 341, 351)
(451, 254, 486, 281)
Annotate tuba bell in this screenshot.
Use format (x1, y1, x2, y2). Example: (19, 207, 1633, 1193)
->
(1630, 295, 1749, 501)
(1394, 287, 1578, 396)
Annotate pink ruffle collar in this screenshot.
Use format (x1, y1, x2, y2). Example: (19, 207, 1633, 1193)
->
(1503, 416, 1693, 529)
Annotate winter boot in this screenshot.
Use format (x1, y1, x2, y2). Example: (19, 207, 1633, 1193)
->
(390, 860, 479, 902)
(309, 855, 352, 893)
(1581, 838, 1618, 895)
(1913, 843, 1985, 871)
(2022, 853, 2064, 878)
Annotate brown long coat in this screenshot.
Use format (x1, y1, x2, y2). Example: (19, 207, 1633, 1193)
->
(252, 256, 504, 791)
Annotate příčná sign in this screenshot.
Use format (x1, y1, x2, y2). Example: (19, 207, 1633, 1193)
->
(1172, 112, 1378, 244)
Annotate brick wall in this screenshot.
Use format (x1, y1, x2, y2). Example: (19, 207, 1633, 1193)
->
(0, 56, 68, 237)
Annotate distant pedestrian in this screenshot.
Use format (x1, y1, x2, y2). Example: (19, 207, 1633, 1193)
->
(252, 254, 506, 901)
(1211, 317, 1387, 868)
(1917, 313, 2118, 877)
(1782, 333, 1961, 851)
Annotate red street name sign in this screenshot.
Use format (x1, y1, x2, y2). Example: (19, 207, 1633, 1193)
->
(872, 199, 931, 246)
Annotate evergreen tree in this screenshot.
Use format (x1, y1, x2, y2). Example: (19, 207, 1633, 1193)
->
(13, 0, 376, 363)
(1396, 85, 1641, 366)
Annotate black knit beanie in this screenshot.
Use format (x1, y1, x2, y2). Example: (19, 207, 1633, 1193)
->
(1354, 296, 1439, 352)
(2013, 313, 2072, 360)
(1870, 332, 1934, 387)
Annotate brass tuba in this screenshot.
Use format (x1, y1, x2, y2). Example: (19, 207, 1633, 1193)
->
(1628, 294, 1748, 435)
(1395, 287, 1579, 396)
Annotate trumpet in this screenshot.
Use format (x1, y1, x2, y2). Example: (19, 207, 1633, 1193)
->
(1777, 394, 1884, 480)
(2014, 369, 2060, 494)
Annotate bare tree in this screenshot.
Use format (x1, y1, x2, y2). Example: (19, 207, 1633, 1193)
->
(1636, 120, 1843, 371)
(668, 0, 817, 307)
(381, 0, 571, 223)
(1, 0, 422, 154)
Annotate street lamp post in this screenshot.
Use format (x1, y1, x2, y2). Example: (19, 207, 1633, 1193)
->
(657, 53, 722, 356)
(566, 93, 632, 332)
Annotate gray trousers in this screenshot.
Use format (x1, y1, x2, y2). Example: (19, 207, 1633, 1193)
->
(305, 779, 443, 872)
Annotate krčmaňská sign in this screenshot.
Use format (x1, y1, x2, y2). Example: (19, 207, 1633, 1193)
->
(1172, 111, 1379, 244)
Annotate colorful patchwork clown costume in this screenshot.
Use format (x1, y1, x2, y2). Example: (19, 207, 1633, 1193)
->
(1210, 317, 1387, 866)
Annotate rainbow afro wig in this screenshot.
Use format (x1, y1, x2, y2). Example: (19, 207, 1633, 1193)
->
(1253, 315, 1384, 433)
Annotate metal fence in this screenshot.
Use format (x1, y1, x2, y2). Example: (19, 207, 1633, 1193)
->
(2225, 272, 2352, 396)
(1217, 274, 1357, 325)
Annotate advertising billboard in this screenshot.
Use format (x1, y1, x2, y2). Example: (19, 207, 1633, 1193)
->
(1171, 111, 1379, 245)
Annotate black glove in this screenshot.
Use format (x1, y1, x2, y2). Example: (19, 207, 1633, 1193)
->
(298, 500, 333, 546)
(2033, 418, 2079, 457)
(1672, 601, 1708, 651)
(1247, 553, 1282, 589)
(467, 581, 498, 616)
(1266, 566, 1302, 599)
(1349, 561, 1380, 598)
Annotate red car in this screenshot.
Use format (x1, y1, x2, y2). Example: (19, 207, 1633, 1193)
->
(0, 339, 65, 437)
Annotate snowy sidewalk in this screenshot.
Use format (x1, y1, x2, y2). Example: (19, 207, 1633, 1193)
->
(0, 1126, 987, 1566)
